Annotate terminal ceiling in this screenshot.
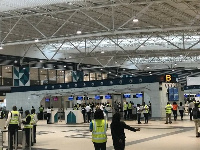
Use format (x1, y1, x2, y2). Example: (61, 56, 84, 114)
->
(1, 0, 200, 85)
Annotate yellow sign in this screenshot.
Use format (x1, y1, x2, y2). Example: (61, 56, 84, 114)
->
(166, 75, 172, 82)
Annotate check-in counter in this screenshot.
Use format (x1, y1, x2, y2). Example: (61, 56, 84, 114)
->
(49, 108, 58, 124)
(65, 109, 83, 124)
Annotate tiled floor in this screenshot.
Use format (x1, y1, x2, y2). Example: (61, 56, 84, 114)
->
(3, 115, 200, 150)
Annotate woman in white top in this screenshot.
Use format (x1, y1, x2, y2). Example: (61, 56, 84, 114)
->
(178, 102, 185, 120)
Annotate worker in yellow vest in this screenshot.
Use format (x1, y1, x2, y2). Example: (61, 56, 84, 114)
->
(31, 109, 38, 143)
(22, 110, 33, 147)
(123, 102, 128, 120)
(4, 106, 22, 150)
(143, 102, 149, 124)
(165, 102, 173, 124)
(128, 102, 132, 120)
(90, 109, 108, 150)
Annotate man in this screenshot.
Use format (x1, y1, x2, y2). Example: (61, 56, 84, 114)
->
(81, 104, 86, 123)
(85, 104, 91, 123)
(4, 106, 22, 150)
(192, 103, 200, 137)
(113, 101, 118, 113)
(31, 109, 38, 143)
(127, 102, 132, 120)
(46, 107, 52, 124)
(143, 102, 149, 124)
(165, 102, 173, 124)
(188, 100, 194, 121)
(39, 105, 44, 120)
(123, 102, 128, 120)
(137, 104, 142, 124)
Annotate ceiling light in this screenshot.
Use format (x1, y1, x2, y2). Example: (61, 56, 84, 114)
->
(132, 74, 134, 75)
(69, 56, 72, 58)
(14, 60, 17, 63)
(133, 18, 139, 23)
(150, 74, 152, 75)
(172, 69, 175, 71)
(147, 66, 150, 69)
(0, 45, 3, 50)
(100, 68, 103, 70)
(101, 51, 105, 54)
(76, 31, 82, 34)
(174, 63, 177, 66)
(123, 69, 125, 71)
(149, 72, 151, 73)
(35, 39, 39, 42)
(64, 65, 66, 67)
(109, 72, 111, 74)
(115, 75, 118, 76)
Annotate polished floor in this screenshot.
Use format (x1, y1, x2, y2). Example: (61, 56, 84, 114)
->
(3, 115, 200, 150)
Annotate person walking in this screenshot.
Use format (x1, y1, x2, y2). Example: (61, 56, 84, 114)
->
(192, 103, 200, 137)
(172, 102, 178, 121)
(123, 102, 128, 120)
(188, 100, 194, 121)
(31, 108, 38, 143)
(4, 106, 22, 150)
(137, 104, 142, 124)
(39, 105, 44, 120)
(127, 102, 132, 120)
(110, 113, 140, 150)
(81, 104, 86, 123)
(22, 110, 33, 147)
(165, 102, 173, 124)
(46, 107, 52, 124)
(178, 102, 184, 120)
(90, 109, 108, 150)
(143, 102, 149, 124)
(86, 104, 91, 123)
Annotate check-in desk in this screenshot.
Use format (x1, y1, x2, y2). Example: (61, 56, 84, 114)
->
(49, 108, 58, 124)
(65, 109, 83, 124)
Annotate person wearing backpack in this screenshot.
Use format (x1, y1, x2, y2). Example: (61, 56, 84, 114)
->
(192, 102, 200, 137)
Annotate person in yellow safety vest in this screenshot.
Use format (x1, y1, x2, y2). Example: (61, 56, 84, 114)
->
(127, 102, 132, 120)
(39, 105, 44, 120)
(22, 110, 33, 147)
(4, 106, 22, 150)
(90, 109, 108, 150)
(31, 109, 38, 143)
(165, 102, 173, 124)
(143, 102, 149, 124)
(123, 102, 128, 120)
(73, 104, 78, 110)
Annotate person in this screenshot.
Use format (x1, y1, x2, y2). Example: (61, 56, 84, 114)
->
(137, 104, 142, 124)
(192, 102, 200, 137)
(172, 102, 178, 121)
(73, 104, 78, 110)
(110, 113, 140, 150)
(178, 102, 184, 120)
(90, 109, 108, 150)
(148, 101, 152, 117)
(22, 110, 33, 147)
(86, 104, 91, 123)
(31, 108, 38, 143)
(31, 106, 35, 114)
(4, 106, 22, 150)
(39, 105, 44, 120)
(127, 102, 132, 120)
(165, 102, 173, 124)
(113, 101, 118, 113)
(46, 107, 52, 124)
(123, 102, 128, 120)
(188, 100, 194, 121)
(81, 104, 86, 123)
(143, 102, 149, 124)
(18, 107, 23, 118)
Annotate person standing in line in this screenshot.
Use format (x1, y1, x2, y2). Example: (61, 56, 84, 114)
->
(31, 109, 38, 143)
(39, 105, 44, 120)
(18, 107, 23, 118)
(178, 102, 184, 120)
(165, 102, 173, 124)
(90, 109, 108, 150)
(81, 104, 86, 123)
(127, 101, 132, 120)
(113, 101, 118, 113)
(172, 102, 178, 121)
(110, 113, 140, 150)
(148, 101, 152, 117)
(123, 102, 128, 120)
(143, 102, 149, 124)
(137, 104, 142, 124)
(46, 107, 52, 124)
(188, 100, 194, 121)
(22, 110, 33, 147)
(192, 102, 200, 137)
(86, 104, 91, 123)
(4, 106, 22, 150)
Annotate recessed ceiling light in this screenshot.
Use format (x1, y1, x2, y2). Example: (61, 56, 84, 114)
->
(76, 31, 82, 34)
(132, 74, 134, 75)
(172, 69, 175, 71)
(100, 68, 103, 70)
(123, 69, 125, 71)
(14, 60, 17, 63)
(101, 51, 105, 54)
(69, 56, 72, 58)
(109, 72, 111, 74)
(150, 74, 152, 75)
(35, 39, 39, 42)
(174, 63, 177, 65)
(64, 65, 66, 67)
(0, 46, 3, 50)
(149, 72, 151, 73)
(147, 66, 150, 69)
(133, 18, 139, 23)
(115, 75, 117, 76)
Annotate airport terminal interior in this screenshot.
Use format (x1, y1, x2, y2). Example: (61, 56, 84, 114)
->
(1, 0, 200, 149)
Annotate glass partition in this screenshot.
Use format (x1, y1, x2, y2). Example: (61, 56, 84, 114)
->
(48, 70, 56, 84)
(30, 68, 39, 85)
(2, 66, 12, 86)
(39, 69, 48, 85)
(57, 70, 65, 83)
(65, 71, 72, 83)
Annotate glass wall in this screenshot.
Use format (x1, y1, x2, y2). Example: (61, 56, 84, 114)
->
(2, 66, 12, 86)
(90, 73, 96, 81)
(57, 70, 65, 83)
(48, 70, 56, 84)
(65, 71, 72, 83)
(30, 68, 39, 85)
(39, 69, 48, 85)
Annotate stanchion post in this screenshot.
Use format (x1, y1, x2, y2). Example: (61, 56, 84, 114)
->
(14, 130, 17, 150)
(8, 130, 10, 150)
(29, 128, 31, 150)
(22, 130, 26, 150)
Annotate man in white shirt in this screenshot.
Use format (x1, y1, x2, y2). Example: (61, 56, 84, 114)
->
(46, 107, 52, 124)
(85, 104, 91, 123)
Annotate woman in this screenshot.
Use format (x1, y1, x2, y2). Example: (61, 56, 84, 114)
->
(172, 102, 178, 121)
(90, 109, 107, 150)
(111, 113, 140, 150)
(178, 102, 185, 120)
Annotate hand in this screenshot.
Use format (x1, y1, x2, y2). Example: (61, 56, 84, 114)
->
(136, 128, 140, 131)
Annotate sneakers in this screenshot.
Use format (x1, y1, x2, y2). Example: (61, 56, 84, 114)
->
(165, 123, 168, 124)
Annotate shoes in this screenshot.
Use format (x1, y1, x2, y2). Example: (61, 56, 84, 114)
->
(165, 123, 168, 124)
(138, 122, 141, 124)
(196, 135, 199, 138)
(169, 122, 172, 124)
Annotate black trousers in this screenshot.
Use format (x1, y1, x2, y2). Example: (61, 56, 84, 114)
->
(33, 125, 36, 143)
(113, 139, 125, 150)
(93, 142, 106, 150)
(87, 112, 91, 123)
(128, 109, 132, 119)
(124, 110, 127, 120)
(137, 113, 141, 123)
(144, 113, 148, 123)
(173, 110, 177, 120)
(8, 126, 18, 150)
(47, 113, 51, 124)
(179, 110, 184, 120)
(24, 128, 32, 146)
(189, 108, 193, 120)
(82, 113, 86, 123)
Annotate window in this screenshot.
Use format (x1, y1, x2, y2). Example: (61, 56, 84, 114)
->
(30, 68, 39, 85)
(2, 66, 12, 86)
(48, 70, 56, 84)
(39, 69, 48, 85)
(57, 70, 64, 83)
(65, 71, 72, 83)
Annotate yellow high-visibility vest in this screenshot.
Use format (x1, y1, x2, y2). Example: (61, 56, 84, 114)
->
(166, 104, 172, 114)
(92, 119, 107, 143)
(10, 111, 19, 124)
